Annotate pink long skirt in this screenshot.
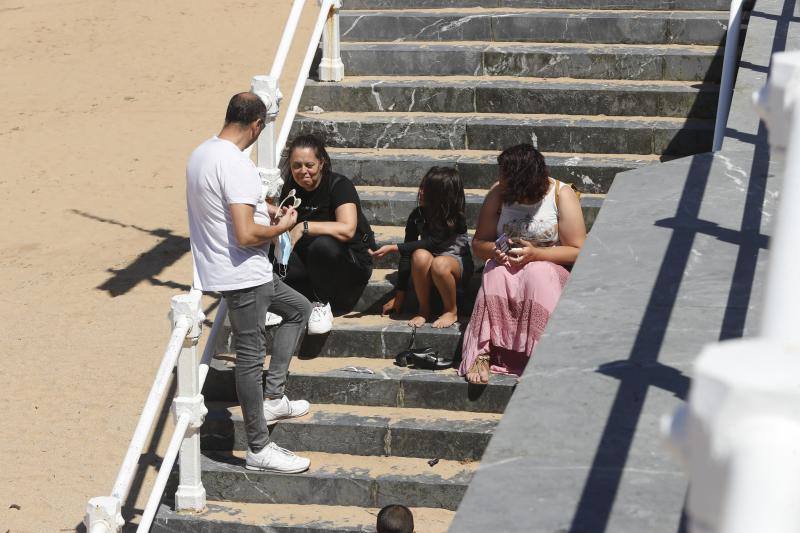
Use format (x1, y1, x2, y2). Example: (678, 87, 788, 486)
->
(459, 259, 569, 377)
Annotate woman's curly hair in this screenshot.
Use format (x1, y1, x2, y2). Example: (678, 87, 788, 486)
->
(497, 144, 550, 205)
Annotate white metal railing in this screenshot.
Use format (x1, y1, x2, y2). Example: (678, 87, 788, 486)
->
(84, 0, 343, 530)
(253, 0, 343, 200)
(664, 51, 800, 533)
(84, 289, 224, 532)
(712, 0, 746, 151)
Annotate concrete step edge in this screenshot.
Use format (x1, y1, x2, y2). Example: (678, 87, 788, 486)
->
(296, 110, 713, 127)
(306, 76, 720, 91)
(195, 451, 473, 510)
(342, 7, 729, 15)
(153, 502, 454, 533)
(341, 40, 722, 53)
(202, 402, 499, 459)
(204, 356, 516, 413)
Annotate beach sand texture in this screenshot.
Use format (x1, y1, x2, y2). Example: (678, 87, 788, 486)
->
(0, 1, 316, 530)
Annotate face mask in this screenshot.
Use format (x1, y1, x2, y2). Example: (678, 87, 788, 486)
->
(274, 232, 293, 278)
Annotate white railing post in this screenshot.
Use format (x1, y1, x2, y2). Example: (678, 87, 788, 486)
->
(251, 75, 284, 200)
(84, 496, 124, 533)
(663, 50, 800, 533)
(318, 0, 344, 82)
(171, 292, 207, 512)
(712, 0, 745, 151)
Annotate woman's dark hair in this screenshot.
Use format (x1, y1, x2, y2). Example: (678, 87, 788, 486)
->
(418, 166, 466, 233)
(497, 143, 550, 205)
(280, 134, 333, 183)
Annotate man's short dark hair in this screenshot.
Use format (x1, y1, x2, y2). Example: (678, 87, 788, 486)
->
(225, 92, 267, 126)
(377, 505, 414, 533)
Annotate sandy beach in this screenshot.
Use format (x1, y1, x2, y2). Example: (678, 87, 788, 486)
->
(0, 1, 313, 530)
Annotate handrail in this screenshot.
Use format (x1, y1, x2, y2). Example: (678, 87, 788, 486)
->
(712, 0, 746, 151)
(270, 0, 308, 80)
(276, 0, 341, 159)
(136, 298, 228, 532)
(109, 313, 192, 503)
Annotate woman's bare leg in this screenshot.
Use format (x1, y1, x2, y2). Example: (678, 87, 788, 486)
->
(409, 249, 434, 327)
(430, 255, 461, 328)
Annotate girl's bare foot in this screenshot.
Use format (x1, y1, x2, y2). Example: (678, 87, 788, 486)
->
(432, 311, 458, 329)
(408, 315, 428, 328)
(466, 354, 490, 384)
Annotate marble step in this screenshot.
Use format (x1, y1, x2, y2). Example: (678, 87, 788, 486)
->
(340, 41, 723, 81)
(356, 185, 605, 229)
(201, 402, 500, 461)
(330, 147, 658, 194)
(203, 354, 516, 413)
(343, 0, 731, 9)
(340, 9, 728, 46)
(176, 451, 475, 510)
(352, 268, 482, 315)
(291, 111, 715, 156)
(153, 501, 455, 533)
(302, 76, 720, 119)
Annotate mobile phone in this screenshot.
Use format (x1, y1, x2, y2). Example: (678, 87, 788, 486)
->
(495, 233, 510, 253)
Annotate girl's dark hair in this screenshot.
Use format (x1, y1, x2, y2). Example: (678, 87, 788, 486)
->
(419, 166, 466, 232)
(280, 134, 332, 183)
(497, 144, 550, 205)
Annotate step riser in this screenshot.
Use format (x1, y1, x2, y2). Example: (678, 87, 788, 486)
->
(153, 518, 331, 533)
(340, 12, 726, 46)
(215, 322, 464, 359)
(202, 416, 494, 461)
(292, 116, 713, 156)
(333, 153, 643, 194)
(359, 194, 603, 230)
(192, 459, 470, 510)
(344, 0, 730, 9)
(203, 369, 514, 413)
(341, 45, 722, 81)
(302, 82, 719, 119)
(354, 274, 480, 314)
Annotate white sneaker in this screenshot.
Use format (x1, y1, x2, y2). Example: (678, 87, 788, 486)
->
(263, 395, 311, 423)
(307, 302, 333, 335)
(245, 442, 310, 473)
(265, 311, 283, 327)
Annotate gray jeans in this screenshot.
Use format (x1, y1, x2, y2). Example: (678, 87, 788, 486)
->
(222, 277, 312, 452)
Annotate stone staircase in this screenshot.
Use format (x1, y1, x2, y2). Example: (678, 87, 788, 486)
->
(153, 1, 727, 530)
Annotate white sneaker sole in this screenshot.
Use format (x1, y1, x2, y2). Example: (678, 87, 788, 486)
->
(244, 463, 310, 474)
(307, 324, 332, 335)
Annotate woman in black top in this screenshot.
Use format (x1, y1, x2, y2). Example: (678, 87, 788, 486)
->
(280, 135, 374, 313)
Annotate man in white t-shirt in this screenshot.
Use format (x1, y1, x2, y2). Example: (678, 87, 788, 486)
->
(187, 92, 312, 474)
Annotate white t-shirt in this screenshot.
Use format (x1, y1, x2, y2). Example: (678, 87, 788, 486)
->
(186, 136, 273, 292)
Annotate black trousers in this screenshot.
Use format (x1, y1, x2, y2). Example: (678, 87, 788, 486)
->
(284, 235, 372, 311)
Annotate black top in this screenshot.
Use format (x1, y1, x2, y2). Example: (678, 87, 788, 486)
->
(395, 207, 471, 291)
(281, 172, 375, 264)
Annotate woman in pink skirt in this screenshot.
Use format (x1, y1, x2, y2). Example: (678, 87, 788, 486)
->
(461, 144, 586, 384)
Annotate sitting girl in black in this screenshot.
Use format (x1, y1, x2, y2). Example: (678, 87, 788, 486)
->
(370, 167, 473, 328)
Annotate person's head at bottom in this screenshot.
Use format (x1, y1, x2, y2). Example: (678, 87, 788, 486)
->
(377, 504, 414, 533)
